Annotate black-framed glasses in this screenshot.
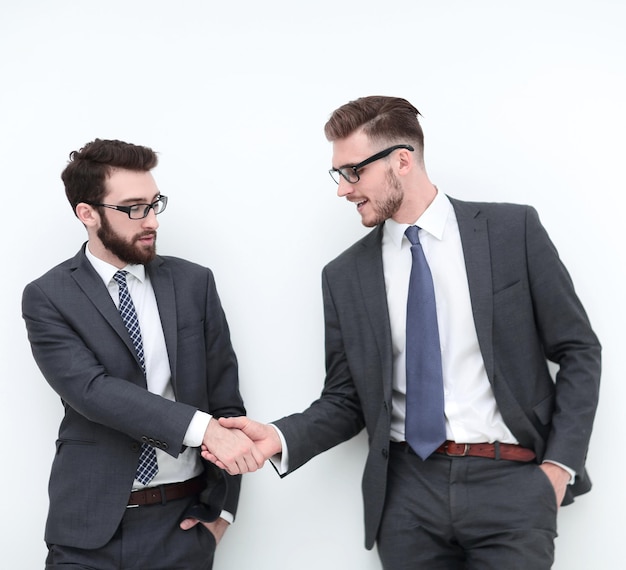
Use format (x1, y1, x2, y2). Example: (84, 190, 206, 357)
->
(86, 195, 168, 219)
(329, 144, 414, 184)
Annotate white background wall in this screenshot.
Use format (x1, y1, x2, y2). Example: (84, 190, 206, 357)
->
(1, 1, 624, 568)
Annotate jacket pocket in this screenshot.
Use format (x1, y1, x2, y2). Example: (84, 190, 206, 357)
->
(532, 394, 555, 426)
(55, 438, 96, 454)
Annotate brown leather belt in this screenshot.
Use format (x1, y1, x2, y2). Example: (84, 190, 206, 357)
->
(393, 441, 536, 463)
(127, 475, 206, 507)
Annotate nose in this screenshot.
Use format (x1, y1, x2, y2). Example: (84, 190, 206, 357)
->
(336, 178, 354, 198)
(142, 207, 159, 230)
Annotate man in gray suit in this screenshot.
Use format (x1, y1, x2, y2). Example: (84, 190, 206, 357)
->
(22, 139, 263, 569)
(211, 96, 601, 569)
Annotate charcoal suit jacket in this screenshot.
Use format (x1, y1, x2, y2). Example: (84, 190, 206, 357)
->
(22, 245, 244, 549)
(273, 197, 601, 550)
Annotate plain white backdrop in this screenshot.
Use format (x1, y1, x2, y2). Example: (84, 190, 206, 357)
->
(1, 1, 624, 568)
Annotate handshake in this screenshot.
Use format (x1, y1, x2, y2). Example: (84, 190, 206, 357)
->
(201, 416, 282, 475)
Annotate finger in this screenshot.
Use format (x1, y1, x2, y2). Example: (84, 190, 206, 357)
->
(239, 441, 260, 469)
(200, 449, 218, 464)
(201, 450, 216, 461)
(251, 444, 266, 467)
(201, 451, 220, 464)
(237, 452, 257, 474)
(225, 455, 246, 475)
(237, 456, 252, 474)
(244, 454, 258, 473)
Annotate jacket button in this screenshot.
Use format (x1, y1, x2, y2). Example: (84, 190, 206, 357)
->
(141, 436, 149, 443)
(382, 447, 388, 459)
(131, 442, 140, 452)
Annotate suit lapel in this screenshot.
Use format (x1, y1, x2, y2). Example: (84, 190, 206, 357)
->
(71, 247, 178, 389)
(450, 198, 495, 381)
(355, 226, 394, 401)
(70, 247, 142, 370)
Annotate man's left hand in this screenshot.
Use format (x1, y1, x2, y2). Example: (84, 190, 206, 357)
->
(539, 462, 570, 508)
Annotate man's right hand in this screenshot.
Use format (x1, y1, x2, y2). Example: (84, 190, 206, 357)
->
(202, 417, 265, 475)
(202, 416, 282, 472)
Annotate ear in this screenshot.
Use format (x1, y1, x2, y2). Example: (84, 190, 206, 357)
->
(75, 202, 100, 227)
(396, 147, 414, 176)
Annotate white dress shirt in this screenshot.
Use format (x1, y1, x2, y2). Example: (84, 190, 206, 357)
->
(385, 191, 517, 444)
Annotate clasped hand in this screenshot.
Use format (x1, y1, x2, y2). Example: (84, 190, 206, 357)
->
(203, 417, 265, 475)
(202, 416, 282, 475)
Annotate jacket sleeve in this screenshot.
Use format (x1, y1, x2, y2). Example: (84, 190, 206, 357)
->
(22, 279, 196, 457)
(524, 206, 601, 476)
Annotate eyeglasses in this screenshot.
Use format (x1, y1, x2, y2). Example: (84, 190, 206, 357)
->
(329, 144, 414, 184)
(86, 195, 168, 219)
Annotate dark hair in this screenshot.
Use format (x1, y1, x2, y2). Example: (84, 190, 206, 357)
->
(61, 138, 158, 213)
(324, 96, 425, 161)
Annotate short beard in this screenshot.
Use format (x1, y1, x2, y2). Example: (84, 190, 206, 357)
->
(97, 214, 157, 265)
(363, 167, 404, 227)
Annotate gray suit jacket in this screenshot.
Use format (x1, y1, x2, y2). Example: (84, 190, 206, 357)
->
(22, 245, 245, 549)
(273, 198, 601, 549)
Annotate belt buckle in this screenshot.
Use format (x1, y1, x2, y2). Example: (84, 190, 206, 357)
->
(127, 491, 140, 508)
(445, 443, 470, 457)
(127, 488, 143, 508)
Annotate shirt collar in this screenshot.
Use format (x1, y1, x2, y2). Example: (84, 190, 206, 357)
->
(85, 243, 146, 286)
(384, 189, 452, 249)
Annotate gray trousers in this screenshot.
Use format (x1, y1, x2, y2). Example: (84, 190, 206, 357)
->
(45, 495, 216, 570)
(377, 443, 558, 570)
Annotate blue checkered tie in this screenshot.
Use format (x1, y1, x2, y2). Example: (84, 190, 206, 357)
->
(404, 226, 446, 460)
(113, 270, 159, 485)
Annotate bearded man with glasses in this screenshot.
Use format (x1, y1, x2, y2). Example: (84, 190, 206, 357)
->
(22, 138, 263, 569)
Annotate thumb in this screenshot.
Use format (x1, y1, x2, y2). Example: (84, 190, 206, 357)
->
(218, 416, 246, 429)
(180, 518, 199, 531)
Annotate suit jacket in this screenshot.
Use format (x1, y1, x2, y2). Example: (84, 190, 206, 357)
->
(273, 197, 601, 550)
(22, 245, 245, 549)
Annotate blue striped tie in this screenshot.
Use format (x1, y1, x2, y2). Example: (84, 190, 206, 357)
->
(404, 226, 446, 460)
(113, 270, 159, 485)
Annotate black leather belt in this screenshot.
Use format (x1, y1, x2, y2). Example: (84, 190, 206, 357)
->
(127, 475, 205, 507)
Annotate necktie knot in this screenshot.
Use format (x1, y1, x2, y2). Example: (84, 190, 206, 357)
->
(113, 270, 128, 287)
(405, 225, 421, 246)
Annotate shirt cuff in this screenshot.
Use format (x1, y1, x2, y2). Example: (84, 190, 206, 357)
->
(268, 424, 289, 474)
(184, 410, 212, 447)
(542, 460, 576, 484)
(219, 510, 234, 524)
